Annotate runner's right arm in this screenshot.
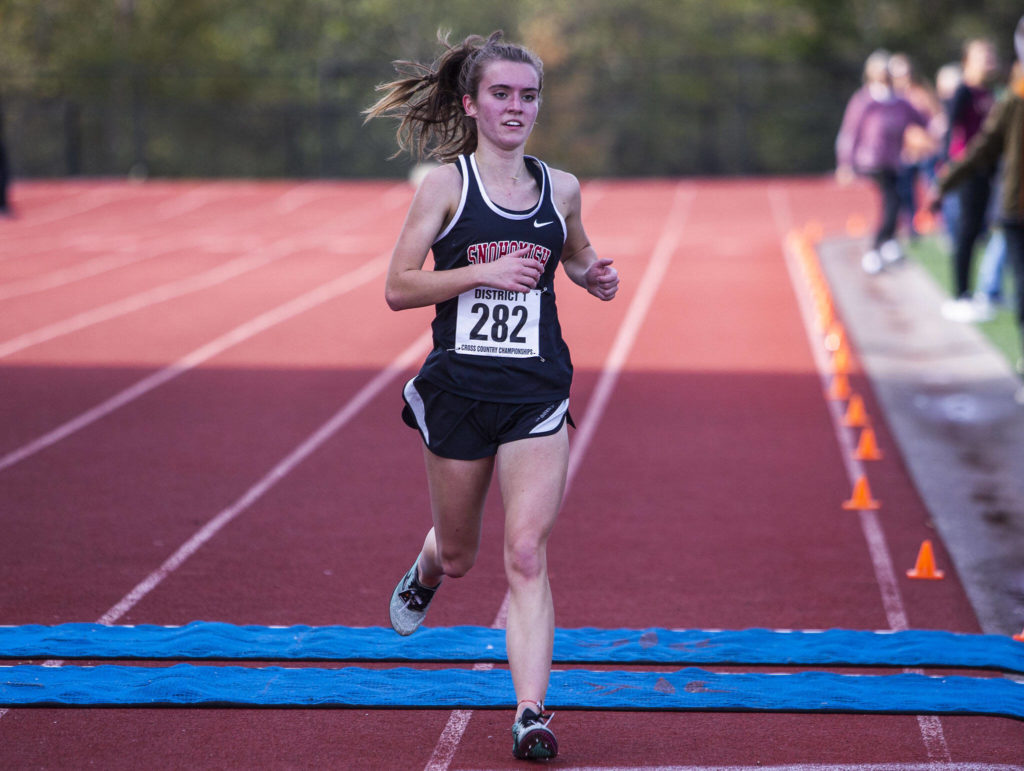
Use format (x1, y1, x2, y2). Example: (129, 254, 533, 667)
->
(385, 165, 543, 311)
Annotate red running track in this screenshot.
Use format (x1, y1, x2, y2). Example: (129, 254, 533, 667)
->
(0, 178, 1021, 769)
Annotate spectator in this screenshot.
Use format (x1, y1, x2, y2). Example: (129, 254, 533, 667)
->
(938, 38, 1000, 322)
(934, 62, 964, 246)
(930, 18, 1024, 401)
(974, 161, 1008, 312)
(889, 53, 943, 238)
(974, 66, 1020, 313)
(836, 50, 930, 274)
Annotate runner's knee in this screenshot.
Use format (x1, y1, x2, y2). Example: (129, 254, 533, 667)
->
(505, 537, 546, 583)
(439, 547, 477, 578)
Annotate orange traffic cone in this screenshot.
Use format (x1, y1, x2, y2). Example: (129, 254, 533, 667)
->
(906, 540, 945, 579)
(843, 394, 869, 427)
(831, 346, 852, 375)
(854, 427, 884, 460)
(842, 475, 880, 510)
(828, 374, 852, 401)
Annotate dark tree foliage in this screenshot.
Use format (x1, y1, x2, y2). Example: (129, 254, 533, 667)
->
(1, 0, 1020, 177)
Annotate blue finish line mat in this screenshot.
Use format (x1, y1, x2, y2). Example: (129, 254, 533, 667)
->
(2, 624, 1024, 673)
(2, 664, 1024, 718)
(3, 625, 1022, 717)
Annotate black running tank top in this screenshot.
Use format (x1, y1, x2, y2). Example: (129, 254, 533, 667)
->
(417, 153, 573, 403)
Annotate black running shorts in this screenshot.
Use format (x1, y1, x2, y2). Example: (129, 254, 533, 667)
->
(401, 376, 572, 461)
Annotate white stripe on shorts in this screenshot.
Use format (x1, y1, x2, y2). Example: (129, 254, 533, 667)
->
(403, 378, 430, 445)
(530, 398, 570, 435)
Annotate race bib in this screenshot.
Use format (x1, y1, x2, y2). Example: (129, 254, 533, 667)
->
(454, 288, 541, 358)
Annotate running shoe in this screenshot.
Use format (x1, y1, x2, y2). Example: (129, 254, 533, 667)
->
(879, 239, 904, 265)
(941, 297, 994, 323)
(511, 707, 558, 760)
(388, 560, 439, 636)
(861, 250, 883, 275)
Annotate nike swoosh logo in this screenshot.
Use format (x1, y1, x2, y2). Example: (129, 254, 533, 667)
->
(533, 220, 553, 228)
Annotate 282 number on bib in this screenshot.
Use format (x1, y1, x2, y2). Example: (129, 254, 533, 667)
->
(455, 289, 541, 358)
(469, 302, 528, 343)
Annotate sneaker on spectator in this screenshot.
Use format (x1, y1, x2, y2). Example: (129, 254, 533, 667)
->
(972, 293, 1001, 318)
(880, 239, 903, 265)
(861, 250, 883, 274)
(941, 297, 994, 323)
(975, 291, 1005, 309)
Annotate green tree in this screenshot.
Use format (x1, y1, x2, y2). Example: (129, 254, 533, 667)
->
(2, 0, 1022, 177)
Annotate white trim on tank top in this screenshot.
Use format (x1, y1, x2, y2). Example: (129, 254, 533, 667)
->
(432, 155, 471, 245)
(469, 153, 545, 220)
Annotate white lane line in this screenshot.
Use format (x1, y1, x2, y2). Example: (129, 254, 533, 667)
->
(0, 330, 432, 729)
(0, 186, 407, 359)
(273, 181, 356, 215)
(768, 186, 951, 764)
(0, 253, 389, 473)
(11, 187, 124, 228)
(0, 235, 366, 302)
(424, 182, 696, 771)
(564, 184, 694, 491)
(768, 188, 910, 630)
(0, 246, 184, 301)
(4, 181, 290, 238)
(0, 184, 409, 724)
(0, 243, 308, 359)
(153, 186, 232, 220)
(95, 330, 432, 626)
(0, 246, 278, 358)
(0, 181, 374, 299)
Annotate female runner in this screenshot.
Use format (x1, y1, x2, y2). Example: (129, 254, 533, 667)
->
(365, 30, 619, 760)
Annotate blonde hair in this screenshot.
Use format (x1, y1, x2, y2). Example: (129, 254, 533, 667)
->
(364, 30, 543, 162)
(863, 49, 891, 84)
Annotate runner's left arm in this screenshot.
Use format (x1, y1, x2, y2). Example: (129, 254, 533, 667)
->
(554, 169, 619, 302)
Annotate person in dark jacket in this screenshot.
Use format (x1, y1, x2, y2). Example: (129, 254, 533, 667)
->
(937, 38, 999, 321)
(930, 17, 1024, 402)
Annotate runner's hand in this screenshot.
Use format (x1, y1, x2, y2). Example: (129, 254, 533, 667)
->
(583, 258, 619, 301)
(481, 248, 544, 292)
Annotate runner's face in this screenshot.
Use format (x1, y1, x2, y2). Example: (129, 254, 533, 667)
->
(464, 60, 541, 151)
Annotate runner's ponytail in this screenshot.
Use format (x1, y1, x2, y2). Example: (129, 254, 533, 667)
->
(365, 30, 542, 163)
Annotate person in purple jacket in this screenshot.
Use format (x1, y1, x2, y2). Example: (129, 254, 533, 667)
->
(836, 50, 932, 274)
